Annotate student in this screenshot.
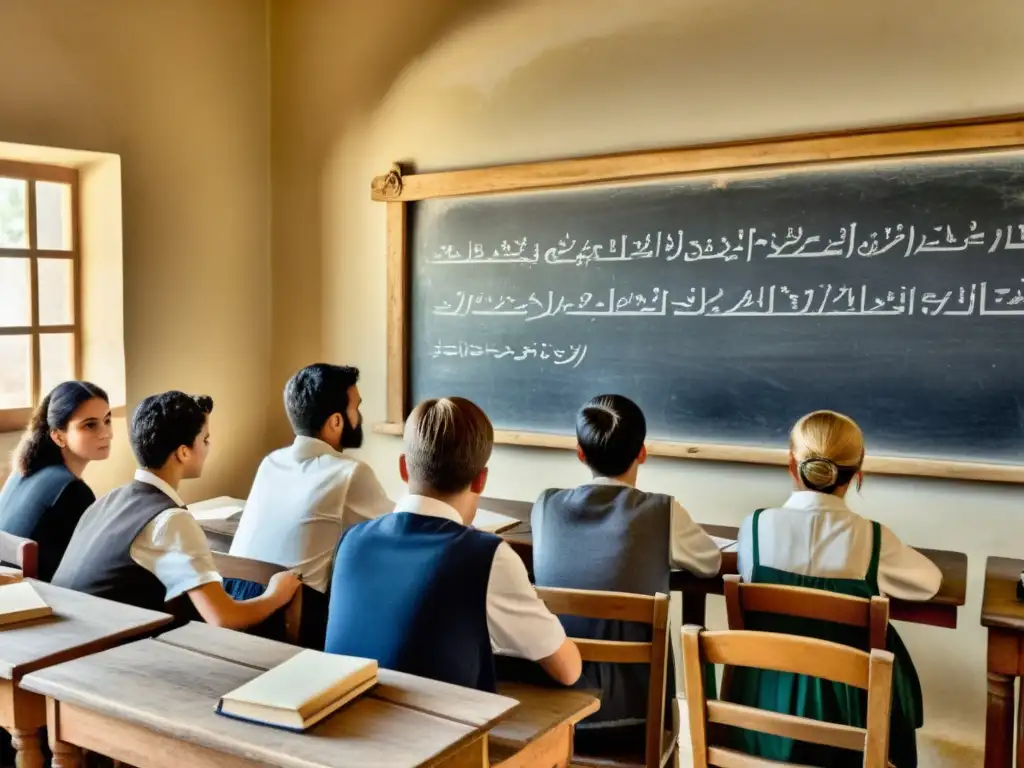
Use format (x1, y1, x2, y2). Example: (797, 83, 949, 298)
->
(52, 391, 300, 628)
(227, 363, 393, 644)
(531, 394, 721, 753)
(731, 409, 940, 768)
(0, 381, 112, 581)
(325, 397, 581, 691)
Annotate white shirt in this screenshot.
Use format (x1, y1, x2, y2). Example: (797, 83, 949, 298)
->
(230, 436, 394, 592)
(737, 491, 942, 601)
(397, 495, 568, 662)
(585, 477, 722, 577)
(129, 470, 222, 601)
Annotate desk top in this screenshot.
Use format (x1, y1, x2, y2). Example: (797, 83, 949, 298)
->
(197, 496, 967, 623)
(157, 622, 517, 730)
(159, 623, 599, 762)
(443, 498, 969, 613)
(982, 556, 1024, 631)
(21, 637, 504, 768)
(0, 580, 172, 680)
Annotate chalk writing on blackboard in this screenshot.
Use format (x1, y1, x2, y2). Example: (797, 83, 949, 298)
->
(431, 340, 588, 368)
(427, 222, 1024, 266)
(430, 281, 1024, 320)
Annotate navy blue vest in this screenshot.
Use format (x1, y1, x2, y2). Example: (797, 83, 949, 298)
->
(325, 512, 502, 692)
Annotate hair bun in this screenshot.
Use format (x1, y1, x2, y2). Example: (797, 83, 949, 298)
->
(799, 457, 840, 491)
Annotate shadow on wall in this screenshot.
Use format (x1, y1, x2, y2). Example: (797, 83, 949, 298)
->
(267, 0, 510, 446)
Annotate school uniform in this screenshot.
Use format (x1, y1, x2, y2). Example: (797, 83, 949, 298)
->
(531, 477, 722, 747)
(0, 465, 95, 581)
(324, 495, 567, 692)
(730, 491, 942, 767)
(51, 470, 221, 612)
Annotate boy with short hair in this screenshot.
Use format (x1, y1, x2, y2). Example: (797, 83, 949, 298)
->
(532, 394, 721, 751)
(325, 397, 581, 691)
(53, 391, 300, 628)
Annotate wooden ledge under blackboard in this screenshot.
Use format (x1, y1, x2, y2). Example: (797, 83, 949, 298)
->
(371, 422, 1024, 485)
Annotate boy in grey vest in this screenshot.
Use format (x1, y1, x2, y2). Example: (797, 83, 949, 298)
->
(531, 394, 721, 754)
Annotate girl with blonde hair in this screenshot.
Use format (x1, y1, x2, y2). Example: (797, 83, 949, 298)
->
(729, 410, 940, 767)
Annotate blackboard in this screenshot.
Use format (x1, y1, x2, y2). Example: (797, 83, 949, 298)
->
(375, 118, 1024, 481)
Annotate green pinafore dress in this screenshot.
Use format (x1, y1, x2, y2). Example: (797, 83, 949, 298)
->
(724, 509, 923, 767)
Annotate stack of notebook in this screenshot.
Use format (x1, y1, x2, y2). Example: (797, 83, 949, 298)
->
(216, 649, 378, 731)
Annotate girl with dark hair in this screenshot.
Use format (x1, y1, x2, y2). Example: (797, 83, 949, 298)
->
(0, 381, 112, 580)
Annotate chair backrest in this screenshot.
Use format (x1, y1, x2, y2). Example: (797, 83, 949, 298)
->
(723, 574, 890, 650)
(212, 552, 302, 644)
(681, 625, 894, 768)
(0, 531, 38, 579)
(535, 586, 672, 768)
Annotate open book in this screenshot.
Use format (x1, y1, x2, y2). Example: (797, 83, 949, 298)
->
(216, 649, 377, 731)
(188, 496, 246, 522)
(711, 536, 738, 552)
(473, 508, 521, 534)
(0, 581, 52, 626)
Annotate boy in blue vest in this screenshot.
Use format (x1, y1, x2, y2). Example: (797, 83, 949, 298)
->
(532, 394, 722, 754)
(325, 396, 581, 691)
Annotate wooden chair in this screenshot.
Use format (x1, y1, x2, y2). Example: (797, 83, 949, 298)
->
(211, 552, 302, 644)
(723, 574, 890, 650)
(0, 531, 38, 579)
(681, 625, 895, 767)
(720, 575, 890, 708)
(531, 587, 674, 768)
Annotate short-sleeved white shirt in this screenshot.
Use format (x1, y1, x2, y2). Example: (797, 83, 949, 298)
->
(737, 491, 942, 601)
(396, 495, 567, 662)
(129, 470, 222, 601)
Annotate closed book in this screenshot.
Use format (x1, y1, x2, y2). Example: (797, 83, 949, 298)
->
(0, 581, 52, 626)
(216, 649, 377, 732)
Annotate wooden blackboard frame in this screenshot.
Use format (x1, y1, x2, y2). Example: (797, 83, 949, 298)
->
(371, 114, 1024, 483)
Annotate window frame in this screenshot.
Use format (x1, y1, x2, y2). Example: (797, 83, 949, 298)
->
(0, 159, 80, 434)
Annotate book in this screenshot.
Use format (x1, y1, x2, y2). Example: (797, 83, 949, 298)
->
(710, 536, 738, 552)
(473, 507, 521, 534)
(0, 581, 52, 626)
(188, 496, 246, 521)
(216, 649, 377, 731)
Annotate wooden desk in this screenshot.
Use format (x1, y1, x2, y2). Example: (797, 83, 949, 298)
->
(155, 622, 598, 768)
(981, 556, 1024, 768)
(198, 496, 965, 629)
(0, 581, 172, 768)
(21, 631, 517, 768)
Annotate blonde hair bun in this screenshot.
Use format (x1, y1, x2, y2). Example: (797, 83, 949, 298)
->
(790, 410, 864, 493)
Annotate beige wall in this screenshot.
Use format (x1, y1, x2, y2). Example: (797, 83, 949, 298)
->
(271, 0, 1024, 761)
(0, 0, 272, 500)
(1, 0, 1020, 762)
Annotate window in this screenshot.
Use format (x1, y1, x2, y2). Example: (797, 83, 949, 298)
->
(0, 160, 78, 433)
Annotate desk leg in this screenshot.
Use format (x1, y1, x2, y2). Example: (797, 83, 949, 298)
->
(10, 728, 44, 768)
(46, 700, 81, 768)
(986, 672, 1015, 768)
(50, 742, 81, 768)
